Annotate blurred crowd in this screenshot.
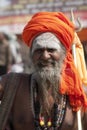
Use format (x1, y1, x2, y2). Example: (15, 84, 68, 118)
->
(0, 32, 31, 76)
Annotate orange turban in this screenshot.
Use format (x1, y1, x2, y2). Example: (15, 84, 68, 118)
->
(22, 12, 74, 49)
(22, 12, 87, 111)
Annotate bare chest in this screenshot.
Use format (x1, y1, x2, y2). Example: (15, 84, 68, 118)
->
(6, 81, 83, 130)
(10, 94, 77, 130)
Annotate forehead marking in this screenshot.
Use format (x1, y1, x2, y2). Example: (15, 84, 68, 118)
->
(31, 32, 61, 54)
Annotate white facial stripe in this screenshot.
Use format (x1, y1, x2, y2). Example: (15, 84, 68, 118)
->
(31, 32, 61, 54)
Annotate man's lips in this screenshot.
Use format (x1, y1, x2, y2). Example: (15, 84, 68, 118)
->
(39, 63, 51, 67)
(38, 60, 55, 67)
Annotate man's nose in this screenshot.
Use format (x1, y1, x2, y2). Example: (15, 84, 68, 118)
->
(41, 50, 50, 60)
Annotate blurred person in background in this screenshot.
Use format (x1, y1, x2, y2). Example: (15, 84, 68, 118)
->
(7, 34, 24, 73)
(0, 32, 12, 76)
(17, 36, 32, 74)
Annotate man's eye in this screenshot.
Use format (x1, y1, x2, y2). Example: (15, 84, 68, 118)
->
(48, 49, 56, 52)
(35, 49, 42, 53)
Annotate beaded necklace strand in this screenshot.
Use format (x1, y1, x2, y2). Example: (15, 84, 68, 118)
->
(33, 86, 67, 130)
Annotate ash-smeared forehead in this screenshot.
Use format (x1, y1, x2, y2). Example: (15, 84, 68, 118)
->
(31, 32, 62, 54)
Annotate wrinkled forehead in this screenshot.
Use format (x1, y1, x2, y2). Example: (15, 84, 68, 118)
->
(31, 32, 62, 54)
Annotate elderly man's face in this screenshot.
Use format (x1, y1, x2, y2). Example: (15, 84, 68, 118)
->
(31, 32, 65, 71)
(32, 48, 60, 68)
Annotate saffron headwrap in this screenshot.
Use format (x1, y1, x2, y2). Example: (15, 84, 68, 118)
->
(22, 12, 87, 111)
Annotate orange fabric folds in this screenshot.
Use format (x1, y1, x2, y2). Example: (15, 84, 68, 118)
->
(60, 52, 87, 111)
(22, 12, 74, 50)
(74, 33, 87, 86)
(22, 12, 87, 111)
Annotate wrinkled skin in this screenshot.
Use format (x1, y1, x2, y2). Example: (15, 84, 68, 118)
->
(0, 73, 87, 130)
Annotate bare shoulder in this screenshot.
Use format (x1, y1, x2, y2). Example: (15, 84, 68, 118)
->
(0, 72, 31, 99)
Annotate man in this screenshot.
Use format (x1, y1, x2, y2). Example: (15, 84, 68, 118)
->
(0, 12, 87, 130)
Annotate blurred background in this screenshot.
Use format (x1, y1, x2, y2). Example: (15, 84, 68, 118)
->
(0, 0, 87, 75)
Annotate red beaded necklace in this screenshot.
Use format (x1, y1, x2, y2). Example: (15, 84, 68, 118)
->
(33, 86, 67, 130)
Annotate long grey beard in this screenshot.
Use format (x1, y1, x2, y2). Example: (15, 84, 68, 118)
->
(31, 47, 66, 114)
(32, 60, 63, 114)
